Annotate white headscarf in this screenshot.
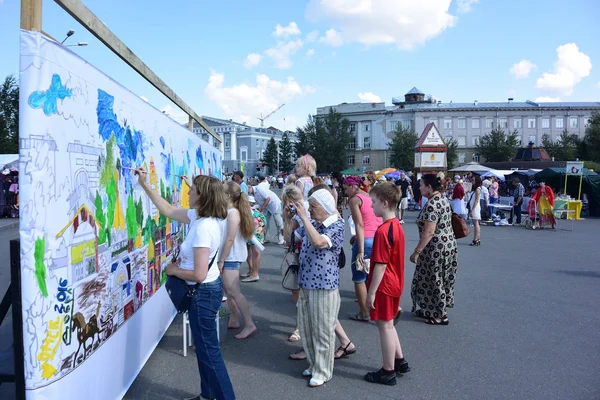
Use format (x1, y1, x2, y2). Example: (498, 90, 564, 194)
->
(309, 189, 336, 215)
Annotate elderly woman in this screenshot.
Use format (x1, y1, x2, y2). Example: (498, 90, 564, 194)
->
(409, 173, 458, 325)
(529, 181, 556, 229)
(291, 188, 345, 388)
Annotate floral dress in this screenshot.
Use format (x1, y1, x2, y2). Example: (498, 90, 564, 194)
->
(411, 193, 459, 319)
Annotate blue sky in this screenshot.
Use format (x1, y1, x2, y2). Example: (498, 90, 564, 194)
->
(1, 0, 599, 131)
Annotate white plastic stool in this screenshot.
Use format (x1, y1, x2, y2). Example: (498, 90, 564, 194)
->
(182, 311, 221, 357)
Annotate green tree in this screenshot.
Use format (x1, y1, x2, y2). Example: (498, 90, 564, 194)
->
(311, 108, 352, 173)
(100, 134, 116, 187)
(582, 111, 600, 162)
(106, 175, 117, 245)
(94, 191, 107, 245)
(263, 137, 279, 174)
(446, 138, 459, 169)
(278, 133, 295, 173)
(295, 115, 316, 157)
(542, 130, 581, 161)
(476, 128, 519, 162)
(388, 123, 419, 170)
(126, 194, 137, 240)
(0, 75, 19, 154)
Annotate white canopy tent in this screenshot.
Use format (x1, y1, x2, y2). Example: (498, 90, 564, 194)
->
(449, 162, 492, 173)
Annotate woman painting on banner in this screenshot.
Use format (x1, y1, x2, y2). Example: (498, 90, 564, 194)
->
(528, 181, 556, 229)
(135, 168, 235, 400)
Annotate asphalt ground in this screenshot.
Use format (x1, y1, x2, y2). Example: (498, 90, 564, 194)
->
(1, 209, 599, 400)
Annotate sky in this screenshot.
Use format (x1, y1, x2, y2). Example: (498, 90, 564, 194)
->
(1, 0, 599, 132)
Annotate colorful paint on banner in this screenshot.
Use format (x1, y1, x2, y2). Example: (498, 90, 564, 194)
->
(19, 29, 221, 398)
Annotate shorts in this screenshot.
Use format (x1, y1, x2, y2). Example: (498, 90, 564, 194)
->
(351, 238, 374, 283)
(399, 198, 409, 210)
(370, 292, 400, 321)
(223, 261, 241, 270)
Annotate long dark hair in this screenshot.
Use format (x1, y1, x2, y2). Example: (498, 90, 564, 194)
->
(472, 176, 482, 191)
(421, 173, 445, 192)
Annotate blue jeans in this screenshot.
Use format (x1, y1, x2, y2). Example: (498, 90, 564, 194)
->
(188, 277, 235, 400)
(351, 237, 374, 283)
(489, 196, 497, 217)
(223, 261, 241, 270)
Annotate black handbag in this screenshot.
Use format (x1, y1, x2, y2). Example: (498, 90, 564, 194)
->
(165, 252, 217, 313)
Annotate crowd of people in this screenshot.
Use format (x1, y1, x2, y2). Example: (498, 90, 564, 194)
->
(132, 157, 470, 399)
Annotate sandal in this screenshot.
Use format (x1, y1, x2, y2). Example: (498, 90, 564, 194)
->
(349, 313, 370, 322)
(334, 341, 356, 359)
(364, 368, 397, 386)
(413, 309, 427, 319)
(424, 317, 449, 325)
(288, 329, 301, 342)
(289, 350, 307, 360)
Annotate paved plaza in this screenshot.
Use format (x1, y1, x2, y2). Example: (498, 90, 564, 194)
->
(1, 211, 599, 399)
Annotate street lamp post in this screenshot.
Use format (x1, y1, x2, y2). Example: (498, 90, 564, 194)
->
(61, 29, 75, 44)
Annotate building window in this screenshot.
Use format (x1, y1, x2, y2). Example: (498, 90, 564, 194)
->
(362, 155, 370, 165)
(256, 139, 260, 146)
(348, 136, 356, 149)
(444, 119, 452, 130)
(388, 121, 398, 132)
(528, 135, 536, 144)
(472, 119, 480, 129)
(556, 118, 564, 128)
(363, 137, 371, 149)
(347, 155, 355, 165)
(472, 136, 480, 146)
(485, 119, 493, 129)
(514, 119, 522, 129)
(364, 124, 370, 132)
(458, 119, 466, 129)
(202, 134, 209, 142)
(499, 119, 508, 129)
(241, 150, 247, 161)
(223, 165, 228, 173)
(225, 140, 230, 148)
(542, 118, 550, 128)
(458, 153, 466, 163)
(472, 154, 480, 162)
(256, 151, 260, 159)
(401, 120, 410, 130)
(224, 151, 231, 159)
(570, 117, 578, 128)
(458, 136, 466, 146)
(350, 123, 356, 133)
(528, 118, 536, 128)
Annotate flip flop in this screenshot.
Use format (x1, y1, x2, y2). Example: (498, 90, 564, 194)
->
(288, 329, 301, 342)
(349, 313, 370, 322)
(334, 341, 356, 359)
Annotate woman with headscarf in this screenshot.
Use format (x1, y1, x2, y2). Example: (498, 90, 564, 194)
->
(529, 181, 556, 229)
(290, 188, 345, 387)
(343, 175, 382, 322)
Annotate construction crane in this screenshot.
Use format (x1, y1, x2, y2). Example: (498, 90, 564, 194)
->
(258, 103, 285, 128)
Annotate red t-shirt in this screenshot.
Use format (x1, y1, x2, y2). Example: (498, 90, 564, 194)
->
(367, 218, 405, 297)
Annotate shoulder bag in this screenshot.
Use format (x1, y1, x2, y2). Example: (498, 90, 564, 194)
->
(165, 252, 218, 313)
(281, 233, 300, 291)
(451, 213, 470, 239)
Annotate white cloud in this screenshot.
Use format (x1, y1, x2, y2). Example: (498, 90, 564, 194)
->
(243, 53, 262, 69)
(204, 70, 314, 126)
(535, 43, 592, 96)
(306, 49, 315, 57)
(160, 104, 188, 124)
(457, 0, 479, 13)
(535, 96, 561, 103)
(306, 30, 319, 42)
(306, 0, 456, 50)
(358, 92, 382, 102)
(273, 22, 301, 38)
(319, 28, 344, 47)
(265, 39, 304, 69)
(510, 60, 536, 79)
(596, 81, 600, 89)
(140, 96, 149, 102)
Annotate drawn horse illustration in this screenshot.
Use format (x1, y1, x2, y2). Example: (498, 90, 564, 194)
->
(72, 301, 103, 364)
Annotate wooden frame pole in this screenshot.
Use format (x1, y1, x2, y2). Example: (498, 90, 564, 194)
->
(20, 0, 43, 31)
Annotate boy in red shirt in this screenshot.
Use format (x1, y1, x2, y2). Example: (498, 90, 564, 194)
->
(364, 182, 410, 386)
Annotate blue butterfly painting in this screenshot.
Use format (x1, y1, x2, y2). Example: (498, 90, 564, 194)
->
(28, 74, 72, 116)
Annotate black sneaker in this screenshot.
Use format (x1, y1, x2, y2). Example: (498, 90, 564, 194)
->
(364, 368, 397, 386)
(395, 358, 410, 374)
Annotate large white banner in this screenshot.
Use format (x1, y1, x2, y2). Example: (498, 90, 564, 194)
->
(19, 30, 222, 399)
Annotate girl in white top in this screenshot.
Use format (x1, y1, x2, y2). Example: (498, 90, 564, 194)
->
(218, 181, 257, 339)
(134, 169, 235, 399)
(295, 154, 316, 200)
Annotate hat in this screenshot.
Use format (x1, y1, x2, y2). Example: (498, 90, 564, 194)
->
(247, 195, 256, 204)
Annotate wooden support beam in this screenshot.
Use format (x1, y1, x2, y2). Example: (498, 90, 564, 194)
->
(20, 0, 43, 31)
(52, 0, 221, 145)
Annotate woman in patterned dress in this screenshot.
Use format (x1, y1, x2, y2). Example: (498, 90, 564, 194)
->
(409, 173, 458, 325)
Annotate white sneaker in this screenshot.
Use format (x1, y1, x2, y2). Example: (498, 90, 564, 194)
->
(399, 220, 405, 224)
(309, 378, 325, 387)
(278, 239, 285, 245)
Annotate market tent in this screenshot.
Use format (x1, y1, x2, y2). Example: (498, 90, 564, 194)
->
(534, 168, 600, 217)
(480, 169, 512, 181)
(341, 168, 362, 175)
(449, 162, 492, 173)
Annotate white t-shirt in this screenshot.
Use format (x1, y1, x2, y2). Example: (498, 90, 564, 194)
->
(179, 209, 223, 284)
(224, 208, 249, 262)
(253, 181, 282, 214)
